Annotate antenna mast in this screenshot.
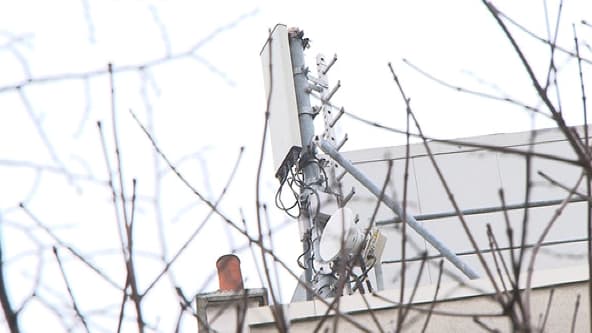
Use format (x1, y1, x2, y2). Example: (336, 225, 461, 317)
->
(263, 25, 479, 301)
(288, 29, 337, 298)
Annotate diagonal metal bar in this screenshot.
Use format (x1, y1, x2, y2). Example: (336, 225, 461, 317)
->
(317, 139, 480, 279)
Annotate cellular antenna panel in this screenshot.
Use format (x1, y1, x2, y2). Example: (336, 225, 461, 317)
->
(260, 24, 302, 172)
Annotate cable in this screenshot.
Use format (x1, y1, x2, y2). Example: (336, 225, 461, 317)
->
(274, 155, 328, 220)
(274, 164, 302, 219)
(274, 151, 343, 283)
(302, 185, 321, 221)
(297, 232, 313, 269)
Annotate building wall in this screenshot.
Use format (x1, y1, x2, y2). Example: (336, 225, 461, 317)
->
(249, 282, 588, 332)
(335, 127, 588, 289)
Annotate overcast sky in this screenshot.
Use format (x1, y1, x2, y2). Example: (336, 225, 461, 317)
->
(0, 1, 591, 331)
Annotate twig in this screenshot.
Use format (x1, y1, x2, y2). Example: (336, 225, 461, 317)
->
(497, 9, 592, 65)
(115, 288, 128, 333)
(240, 209, 265, 287)
(403, 59, 549, 118)
(97, 121, 127, 260)
(74, 78, 92, 138)
(572, 24, 592, 333)
(0, 232, 20, 333)
(312, 294, 340, 333)
(130, 112, 242, 296)
(33, 294, 69, 331)
(108, 64, 130, 233)
(488, 224, 513, 290)
(341, 108, 582, 167)
(482, 1, 591, 175)
(80, 0, 95, 43)
(53, 247, 90, 333)
(537, 171, 589, 201)
(107, 65, 144, 333)
(388, 63, 501, 297)
(255, 30, 286, 331)
(400, 252, 428, 324)
(0, 9, 258, 94)
(540, 288, 554, 332)
(570, 294, 581, 333)
(498, 189, 519, 293)
(17, 87, 71, 185)
(486, 225, 509, 298)
(572, 24, 588, 150)
(148, 5, 172, 57)
(542, 0, 563, 92)
(262, 204, 284, 302)
(421, 260, 444, 333)
(396, 72, 413, 331)
(473, 316, 500, 332)
(372, 292, 506, 318)
(19, 203, 121, 289)
(515, 131, 535, 326)
(1, 35, 32, 79)
(123, 178, 144, 333)
(0, 159, 104, 184)
(524, 172, 584, 314)
(357, 291, 385, 333)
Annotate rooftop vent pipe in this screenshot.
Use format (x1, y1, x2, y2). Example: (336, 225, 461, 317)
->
(216, 254, 244, 292)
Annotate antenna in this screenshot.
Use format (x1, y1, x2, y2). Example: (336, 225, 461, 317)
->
(260, 24, 302, 174)
(261, 26, 389, 299)
(319, 207, 361, 262)
(261, 26, 480, 301)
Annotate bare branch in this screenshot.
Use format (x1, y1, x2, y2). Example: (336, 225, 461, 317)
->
(254, 29, 286, 330)
(19, 203, 122, 289)
(0, 9, 258, 94)
(539, 288, 554, 332)
(570, 294, 581, 333)
(17, 88, 71, 184)
(421, 260, 444, 333)
(537, 170, 589, 201)
(0, 234, 20, 333)
(482, 1, 591, 175)
(148, 5, 172, 57)
(97, 121, 127, 260)
(341, 108, 582, 167)
(486, 225, 509, 298)
(396, 82, 413, 331)
(388, 63, 502, 297)
(53, 246, 90, 333)
(473, 316, 500, 333)
(372, 292, 506, 319)
(525, 172, 584, 304)
(497, 9, 592, 65)
(403, 59, 549, 118)
(141, 144, 244, 296)
(80, 0, 95, 43)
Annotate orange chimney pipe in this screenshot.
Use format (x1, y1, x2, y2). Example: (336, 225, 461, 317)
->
(216, 254, 244, 292)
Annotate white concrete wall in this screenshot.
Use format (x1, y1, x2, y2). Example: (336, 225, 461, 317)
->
(250, 282, 588, 332)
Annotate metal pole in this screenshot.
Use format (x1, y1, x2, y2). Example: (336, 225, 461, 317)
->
(377, 197, 588, 225)
(289, 30, 337, 298)
(374, 261, 384, 291)
(382, 236, 588, 264)
(318, 139, 480, 279)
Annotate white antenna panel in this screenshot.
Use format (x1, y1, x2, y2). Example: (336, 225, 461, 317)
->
(260, 24, 302, 172)
(319, 207, 364, 262)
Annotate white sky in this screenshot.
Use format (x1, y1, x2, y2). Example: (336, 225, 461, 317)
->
(0, 0, 591, 332)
